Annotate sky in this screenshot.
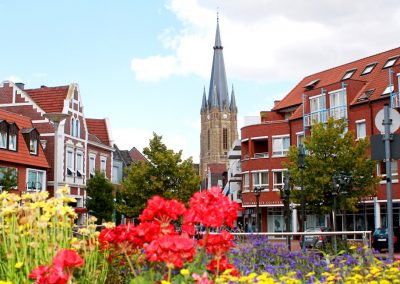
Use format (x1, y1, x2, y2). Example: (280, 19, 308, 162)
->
(1, 0, 400, 163)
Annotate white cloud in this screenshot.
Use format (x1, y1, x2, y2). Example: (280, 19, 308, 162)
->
(6, 75, 23, 83)
(131, 0, 400, 83)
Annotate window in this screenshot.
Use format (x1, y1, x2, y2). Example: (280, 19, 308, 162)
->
(8, 134, 17, 151)
(378, 160, 399, 183)
(329, 89, 347, 120)
(30, 139, 38, 155)
(342, 69, 356, 80)
(243, 173, 249, 192)
(309, 95, 326, 124)
(382, 85, 393, 96)
(112, 161, 123, 184)
(27, 169, 45, 191)
(76, 152, 84, 178)
(66, 149, 74, 176)
(356, 120, 366, 139)
(223, 128, 228, 150)
(207, 129, 210, 151)
(383, 57, 398, 69)
(273, 171, 284, 190)
(89, 154, 96, 177)
(0, 167, 18, 190)
(75, 119, 80, 138)
(70, 118, 75, 137)
(297, 132, 305, 146)
(358, 89, 374, 102)
(252, 171, 268, 190)
(100, 157, 107, 173)
(272, 136, 290, 156)
(361, 63, 376, 75)
(304, 79, 320, 90)
(0, 130, 6, 149)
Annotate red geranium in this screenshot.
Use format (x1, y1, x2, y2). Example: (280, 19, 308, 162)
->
(199, 230, 234, 257)
(139, 195, 186, 224)
(206, 255, 238, 276)
(145, 235, 195, 268)
(52, 249, 84, 268)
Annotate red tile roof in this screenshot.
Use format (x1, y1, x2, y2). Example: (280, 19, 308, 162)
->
(129, 147, 147, 162)
(86, 118, 110, 146)
(208, 163, 226, 173)
(25, 85, 70, 113)
(0, 109, 49, 168)
(273, 47, 400, 111)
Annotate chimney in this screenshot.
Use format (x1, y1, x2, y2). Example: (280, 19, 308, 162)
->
(15, 82, 25, 90)
(40, 85, 47, 88)
(274, 100, 281, 107)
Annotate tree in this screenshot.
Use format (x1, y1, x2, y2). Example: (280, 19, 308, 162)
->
(85, 171, 114, 225)
(285, 118, 378, 218)
(117, 133, 201, 218)
(0, 168, 18, 192)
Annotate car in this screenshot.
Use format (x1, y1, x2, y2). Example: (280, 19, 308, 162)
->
(371, 227, 400, 252)
(302, 227, 331, 249)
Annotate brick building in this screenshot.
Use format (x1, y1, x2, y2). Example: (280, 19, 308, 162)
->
(0, 109, 49, 193)
(0, 81, 114, 222)
(240, 47, 400, 234)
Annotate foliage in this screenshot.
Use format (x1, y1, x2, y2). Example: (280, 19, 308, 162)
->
(0, 167, 17, 192)
(0, 186, 108, 283)
(117, 132, 201, 218)
(285, 118, 378, 215)
(85, 171, 114, 224)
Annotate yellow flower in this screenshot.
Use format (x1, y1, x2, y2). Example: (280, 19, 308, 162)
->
(180, 268, 190, 276)
(306, 272, 315, 277)
(0, 281, 12, 284)
(15, 262, 23, 269)
(161, 281, 171, 284)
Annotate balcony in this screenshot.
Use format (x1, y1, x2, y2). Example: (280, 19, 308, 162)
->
(230, 160, 242, 177)
(304, 106, 347, 127)
(253, 152, 269, 158)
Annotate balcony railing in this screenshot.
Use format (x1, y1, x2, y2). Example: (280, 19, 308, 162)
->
(253, 152, 269, 158)
(304, 106, 347, 127)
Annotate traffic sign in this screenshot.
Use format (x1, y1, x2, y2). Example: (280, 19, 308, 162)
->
(374, 107, 400, 133)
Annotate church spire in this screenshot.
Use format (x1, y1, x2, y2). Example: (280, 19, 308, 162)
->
(208, 16, 229, 111)
(230, 85, 237, 112)
(200, 86, 207, 113)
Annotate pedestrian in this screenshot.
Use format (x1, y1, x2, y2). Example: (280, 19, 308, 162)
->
(247, 222, 253, 233)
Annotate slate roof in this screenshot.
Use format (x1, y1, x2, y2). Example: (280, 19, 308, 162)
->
(0, 109, 49, 168)
(25, 85, 69, 113)
(273, 47, 400, 112)
(86, 118, 110, 146)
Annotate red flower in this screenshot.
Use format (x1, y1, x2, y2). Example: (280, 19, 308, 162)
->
(52, 249, 84, 269)
(184, 187, 238, 228)
(139, 195, 186, 224)
(145, 235, 195, 268)
(206, 256, 238, 276)
(200, 231, 234, 257)
(29, 265, 50, 284)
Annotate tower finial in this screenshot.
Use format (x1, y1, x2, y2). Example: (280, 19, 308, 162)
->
(217, 7, 219, 23)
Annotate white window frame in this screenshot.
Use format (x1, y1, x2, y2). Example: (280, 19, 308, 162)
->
(356, 119, 366, 140)
(296, 132, 304, 147)
(89, 153, 96, 177)
(272, 135, 290, 157)
(29, 139, 38, 155)
(252, 170, 269, 191)
(26, 168, 46, 192)
(272, 169, 286, 191)
(100, 156, 107, 173)
(75, 119, 80, 138)
(242, 172, 249, 192)
(309, 94, 325, 113)
(342, 69, 356, 80)
(329, 88, 347, 120)
(8, 134, 17, 151)
(382, 85, 393, 95)
(0, 131, 7, 149)
(377, 160, 398, 184)
(383, 57, 397, 68)
(76, 151, 84, 178)
(70, 118, 75, 137)
(361, 63, 376, 75)
(66, 148, 75, 176)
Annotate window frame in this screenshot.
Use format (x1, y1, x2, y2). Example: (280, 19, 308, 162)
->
(100, 156, 107, 173)
(252, 170, 269, 191)
(272, 135, 290, 157)
(342, 69, 356, 80)
(361, 63, 377, 75)
(242, 172, 250, 192)
(383, 57, 398, 69)
(377, 160, 398, 183)
(0, 130, 7, 149)
(0, 167, 18, 191)
(29, 139, 38, 155)
(89, 153, 96, 178)
(272, 170, 286, 191)
(26, 168, 46, 192)
(76, 151, 84, 178)
(66, 148, 75, 176)
(356, 119, 366, 140)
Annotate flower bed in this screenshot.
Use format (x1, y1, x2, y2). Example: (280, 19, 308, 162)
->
(0, 186, 399, 283)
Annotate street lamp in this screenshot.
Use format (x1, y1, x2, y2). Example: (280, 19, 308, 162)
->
(253, 186, 262, 232)
(297, 143, 306, 250)
(279, 171, 291, 250)
(43, 112, 69, 198)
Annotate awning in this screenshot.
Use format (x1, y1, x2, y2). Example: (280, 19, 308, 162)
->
(74, 207, 88, 214)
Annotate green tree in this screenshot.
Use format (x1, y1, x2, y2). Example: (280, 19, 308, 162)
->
(117, 133, 201, 218)
(85, 171, 114, 225)
(0, 168, 18, 192)
(285, 118, 378, 218)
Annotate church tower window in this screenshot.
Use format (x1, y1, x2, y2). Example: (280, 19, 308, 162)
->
(223, 128, 228, 150)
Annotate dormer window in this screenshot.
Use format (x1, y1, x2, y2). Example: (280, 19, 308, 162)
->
(304, 79, 320, 90)
(361, 63, 377, 75)
(383, 56, 398, 69)
(342, 69, 356, 80)
(22, 128, 39, 155)
(8, 123, 18, 151)
(357, 89, 375, 102)
(382, 85, 393, 96)
(0, 120, 7, 149)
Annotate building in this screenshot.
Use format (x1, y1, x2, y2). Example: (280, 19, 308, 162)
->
(199, 17, 238, 184)
(0, 109, 49, 193)
(113, 145, 147, 185)
(0, 81, 114, 222)
(241, 47, 400, 234)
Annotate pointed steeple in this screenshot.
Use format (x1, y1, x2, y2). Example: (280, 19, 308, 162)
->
(230, 85, 237, 112)
(200, 86, 207, 113)
(208, 16, 229, 111)
(210, 85, 219, 109)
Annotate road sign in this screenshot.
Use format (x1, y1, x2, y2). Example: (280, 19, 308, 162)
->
(375, 107, 400, 133)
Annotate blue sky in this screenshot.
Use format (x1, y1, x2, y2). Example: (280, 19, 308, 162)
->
(2, 0, 400, 163)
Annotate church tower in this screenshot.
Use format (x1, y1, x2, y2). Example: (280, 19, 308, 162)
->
(200, 17, 238, 179)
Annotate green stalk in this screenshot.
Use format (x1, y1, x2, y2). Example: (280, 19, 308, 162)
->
(124, 252, 137, 278)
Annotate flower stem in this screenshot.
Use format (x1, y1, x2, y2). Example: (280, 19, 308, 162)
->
(124, 252, 137, 278)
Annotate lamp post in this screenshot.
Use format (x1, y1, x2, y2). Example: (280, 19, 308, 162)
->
(43, 112, 69, 198)
(279, 171, 291, 250)
(254, 186, 262, 232)
(297, 144, 306, 250)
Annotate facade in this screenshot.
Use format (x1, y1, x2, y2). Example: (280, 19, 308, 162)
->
(199, 18, 238, 182)
(0, 109, 49, 193)
(113, 145, 148, 185)
(0, 81, 114, 221)
(241, 47, 400, 235)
